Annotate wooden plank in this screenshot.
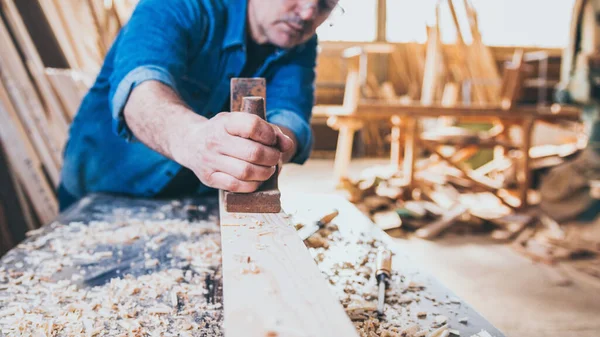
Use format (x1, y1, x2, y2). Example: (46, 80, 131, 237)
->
(0, 84, 58, 225)
(421, 25, 442, 105)
(0, 18, 61, 184)
(335, 102, 581, 121)
(415, 204, 469, 239)
(84, 0, 109, 56)
(218, 192, 360, 337)
(45, 68, 90, 121)
(403, 117, 417, 187)
(517, 118, 535, 209)
(36, 0, 81, 69)
(51, 0, 103, 72)
(113, 0, 136, 24)
(1, 0, 70, 137)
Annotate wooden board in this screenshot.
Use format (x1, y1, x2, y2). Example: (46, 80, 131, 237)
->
(50, 0, 103, 72)
(45, 68, 90, 121)
(218, 191, 360, 337)
(0, 193, 507, 336)
(2, 0, 70, 138)
(36, 0, 81, 69)
(0, 17, 62, 184)
(0, 83, 58, 225)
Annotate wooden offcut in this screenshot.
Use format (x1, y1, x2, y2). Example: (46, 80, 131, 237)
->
(218, 196, 360, 337)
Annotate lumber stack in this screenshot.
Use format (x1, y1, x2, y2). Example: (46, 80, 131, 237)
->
(363, 0, 502, 106)
(424, 0, 502, 105)
(0, 0, 136, 228)
(37, 0, 137, 72)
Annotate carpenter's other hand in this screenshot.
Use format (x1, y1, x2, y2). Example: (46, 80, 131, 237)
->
(171, 112, 293, 192)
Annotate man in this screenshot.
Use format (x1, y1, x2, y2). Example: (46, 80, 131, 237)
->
(58, 0, 339, 210)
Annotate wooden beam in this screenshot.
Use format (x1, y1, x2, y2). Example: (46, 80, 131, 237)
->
(403, 117, 417, 188)
(0, 84, 58, 225)
(1, 0, 70, 137)
(332, 102, 581, 121)
(50, 0, 103, 72)
(218, 193, 359, 337)
(45, 68, 90, 121)
(421, 25, 442, 105)
(517, 117, 535, 209)
(376, 0, 387, 42)
(0, 17, 62, 184)
(36, 0, 81, 69)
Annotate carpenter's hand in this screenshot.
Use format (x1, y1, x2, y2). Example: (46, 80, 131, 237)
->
(171, 112, 294, 192)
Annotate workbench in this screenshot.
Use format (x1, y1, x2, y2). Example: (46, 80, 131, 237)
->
(0, 192, 505, 336)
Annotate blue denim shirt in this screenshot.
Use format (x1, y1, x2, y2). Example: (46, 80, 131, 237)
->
(60, 0, 316, 200)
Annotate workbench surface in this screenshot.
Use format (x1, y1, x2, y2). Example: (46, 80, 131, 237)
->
(0, 193, 505, 337)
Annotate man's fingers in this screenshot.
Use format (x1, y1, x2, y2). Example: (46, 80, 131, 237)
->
(272, 125, 295, 153)
(212, 155, 276, 182)
(205, 171, 262, 193)
(225, 113, 277, 146)
(218, 136, 281, 166)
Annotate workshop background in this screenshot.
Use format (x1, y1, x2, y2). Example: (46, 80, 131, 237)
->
(0, 0, 599, 336)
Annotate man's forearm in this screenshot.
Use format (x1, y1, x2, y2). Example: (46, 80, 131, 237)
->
(125, 80, 300, 165)
(123, 81, 207, 160)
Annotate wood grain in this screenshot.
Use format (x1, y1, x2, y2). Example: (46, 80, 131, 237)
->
(36, 0, 81, 69)
(0, 82, 58, 225)
(219, 191, 359, 337)
(0, 17, 62, 183)
(2, 0, 70, 138)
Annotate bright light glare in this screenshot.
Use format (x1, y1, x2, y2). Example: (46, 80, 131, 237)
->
(317, 0, 378, 42)
(318, 0, 577, 47)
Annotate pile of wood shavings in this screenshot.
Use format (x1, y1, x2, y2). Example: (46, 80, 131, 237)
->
(0, 268, 221, 336)
(0, 217, 223, 336)
(302, 222, 496, 337)
(303, 224, 431, 337)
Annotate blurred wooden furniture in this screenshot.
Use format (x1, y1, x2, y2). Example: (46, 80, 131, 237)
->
(314, 34, 582, 209)
(325, 101, 580, 208)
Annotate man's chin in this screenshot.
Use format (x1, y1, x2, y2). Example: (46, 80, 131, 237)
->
(269, 31, 305, 49)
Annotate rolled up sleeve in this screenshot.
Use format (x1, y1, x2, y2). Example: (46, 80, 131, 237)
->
(268, 108, 313, 164)
(266, 36, 318, 164)
(108, 0, 203, 140)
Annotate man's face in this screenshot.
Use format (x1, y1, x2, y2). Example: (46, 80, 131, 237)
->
(248, 0, 338, 48)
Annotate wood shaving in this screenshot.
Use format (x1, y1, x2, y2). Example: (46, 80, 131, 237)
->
(1, 202, 478, 337)
(0, 217, 223, 336)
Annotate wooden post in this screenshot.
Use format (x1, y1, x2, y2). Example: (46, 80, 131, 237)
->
(0, 93, 58, 225)
(390, 116, 403, 169)
(518, 118, 535, 209)
(376, 0, 387, 42)
(328, 116, 363, 186)
(403, 117, 417, 188)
